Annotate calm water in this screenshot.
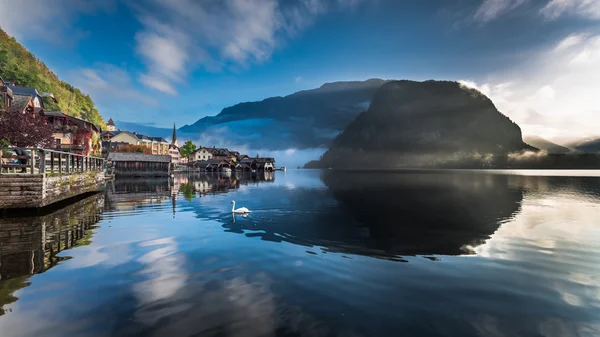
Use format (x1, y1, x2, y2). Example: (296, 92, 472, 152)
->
(0, 170, 599, 337)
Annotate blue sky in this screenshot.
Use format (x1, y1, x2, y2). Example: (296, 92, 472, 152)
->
(1, 0, 599, 140)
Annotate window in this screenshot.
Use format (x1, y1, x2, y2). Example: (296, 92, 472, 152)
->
(55, 138, 61, 147)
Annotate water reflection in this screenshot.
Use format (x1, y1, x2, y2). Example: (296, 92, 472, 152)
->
(0, 171, 599, 337)
(0, 194, 104, 315)
(221, 171, 524, 260)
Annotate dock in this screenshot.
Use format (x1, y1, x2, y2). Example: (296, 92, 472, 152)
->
(0, 148, 106, 209)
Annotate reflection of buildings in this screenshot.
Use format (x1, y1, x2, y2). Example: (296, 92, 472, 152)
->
(176, 172, 275, 198)
(0, 194, 104, 315)
(105, 179, 172, 211)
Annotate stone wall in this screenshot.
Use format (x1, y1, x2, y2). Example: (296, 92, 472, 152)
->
(0, 171, 104, 209)
(0, 174, 44, 208)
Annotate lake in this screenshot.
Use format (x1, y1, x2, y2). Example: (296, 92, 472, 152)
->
(0, 170, 599, 337)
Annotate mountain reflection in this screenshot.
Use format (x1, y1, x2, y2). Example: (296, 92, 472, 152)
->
(0, 194, 104, 315)
(223, 170, 525, 260)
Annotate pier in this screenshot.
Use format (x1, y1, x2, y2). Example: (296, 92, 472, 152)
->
(0, 148, 105, 209)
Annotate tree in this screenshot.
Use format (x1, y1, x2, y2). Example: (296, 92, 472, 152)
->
(0, 110, 54, 148)
(114, 144, 152, 154)
(180, 140, 196, 160)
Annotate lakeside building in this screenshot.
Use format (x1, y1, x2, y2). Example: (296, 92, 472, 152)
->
(44, 111, 101, 156)
(107, 152, 172, 177)
(0, 80, 101, 156)
(101, 130, 170, 155)
(191, 147, 214, 161)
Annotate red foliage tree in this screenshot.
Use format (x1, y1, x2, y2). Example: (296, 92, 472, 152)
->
(0, 110, 54, 148)
(114, 144, 152, 154)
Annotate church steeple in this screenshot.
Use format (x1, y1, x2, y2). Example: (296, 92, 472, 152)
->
(172, 122, 178, 147)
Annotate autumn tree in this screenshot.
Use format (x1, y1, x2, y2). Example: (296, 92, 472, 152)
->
(180, 140, 196, 160)
(0, 110, 54, 148)
(113, 144, 152, 154)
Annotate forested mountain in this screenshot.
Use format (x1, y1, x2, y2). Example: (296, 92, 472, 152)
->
(178, 79, 386, 149)
(318, 80, 534, 168)
(0, 28, 105, 127)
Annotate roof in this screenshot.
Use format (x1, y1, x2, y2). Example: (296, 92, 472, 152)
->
(11, 94, 32, 113)
(240, 158, 256, 164)
(6, 85, 41, 99)
(108, 152, 172, 163)
(172, 123, 177, 144)
(151, 136, 168, 143)
(255, 157, 275, 163)
(44, 111, 100, 132)
(107, 118, 115, 126)
(40, 92, 58, 103)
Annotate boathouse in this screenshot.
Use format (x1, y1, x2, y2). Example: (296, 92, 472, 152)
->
(107, 152, 171, 177)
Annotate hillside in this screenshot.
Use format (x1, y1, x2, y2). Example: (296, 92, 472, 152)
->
(178, 79, 387, 149)
(318, 80, 533, 168)
(524, 136, 571, 154)
(0, 29, 105, 127)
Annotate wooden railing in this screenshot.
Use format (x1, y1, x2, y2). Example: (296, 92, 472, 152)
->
(0, 148, 105, 174)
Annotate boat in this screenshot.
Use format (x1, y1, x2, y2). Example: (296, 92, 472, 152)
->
(220, 167, 232, 172)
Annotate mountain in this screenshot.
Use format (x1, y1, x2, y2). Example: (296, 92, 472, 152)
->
(524, 136, 571, 154)
(0, 29, 105, 127)
(114, 121, 172, 139)
(178, 79, 387, 149)
(565, 138, 600, 153)
(317, 80, 534, 168)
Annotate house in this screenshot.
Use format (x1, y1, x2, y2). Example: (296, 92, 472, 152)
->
(44, 111, 101, 155)
(101, 131, 170, 155)
(107, 152, 172, 177)
(10, 93, 37, 115)
(189, 159, 234, 172)
(192, 147, 214, 161)
(106, 118, 116, 131)
(255, 157, 276, 172)
(0, 79, 13, 113)
(4, 84, 44, 111)
(211, 148, 237, 161)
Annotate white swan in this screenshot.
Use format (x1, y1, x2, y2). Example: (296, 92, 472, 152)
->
(231, 200, 251, 214)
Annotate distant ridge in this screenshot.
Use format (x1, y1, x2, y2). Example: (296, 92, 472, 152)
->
(178, 79, 387, 149)
(524, 136, 571, 154)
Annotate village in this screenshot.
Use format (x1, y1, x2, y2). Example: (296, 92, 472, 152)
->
(1, 79, 278, 176)
(0, 79, 278, 208)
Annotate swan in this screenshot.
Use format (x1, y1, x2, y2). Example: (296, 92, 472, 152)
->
(231, 200, 251, 214)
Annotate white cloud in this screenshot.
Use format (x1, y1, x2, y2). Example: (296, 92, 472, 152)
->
(474, 0, 527, 23)
(130, 0, 366, 95)
(0, 0, 113, 43)
(555, 33, 586, 51)
(541, 0, 600, 20)
(459, 33, 600, 141)
(69, 64, 159, 120)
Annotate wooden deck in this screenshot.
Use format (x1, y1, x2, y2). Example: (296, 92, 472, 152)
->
(0, 148, 106, 209)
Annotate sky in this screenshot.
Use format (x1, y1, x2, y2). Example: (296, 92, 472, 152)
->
(0, 0, 599, 141)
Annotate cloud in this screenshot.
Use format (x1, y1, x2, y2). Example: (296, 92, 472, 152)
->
(69, 64, 159, 120)
(130, 0, 366, 95)
(0, 0, 113, 43)
(540, 0, 600, 20)
(474, 0, 527, 23)
(295, 76, 303, 83)
(459, 33, 600, 141)
(555, 33, 586, 51)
